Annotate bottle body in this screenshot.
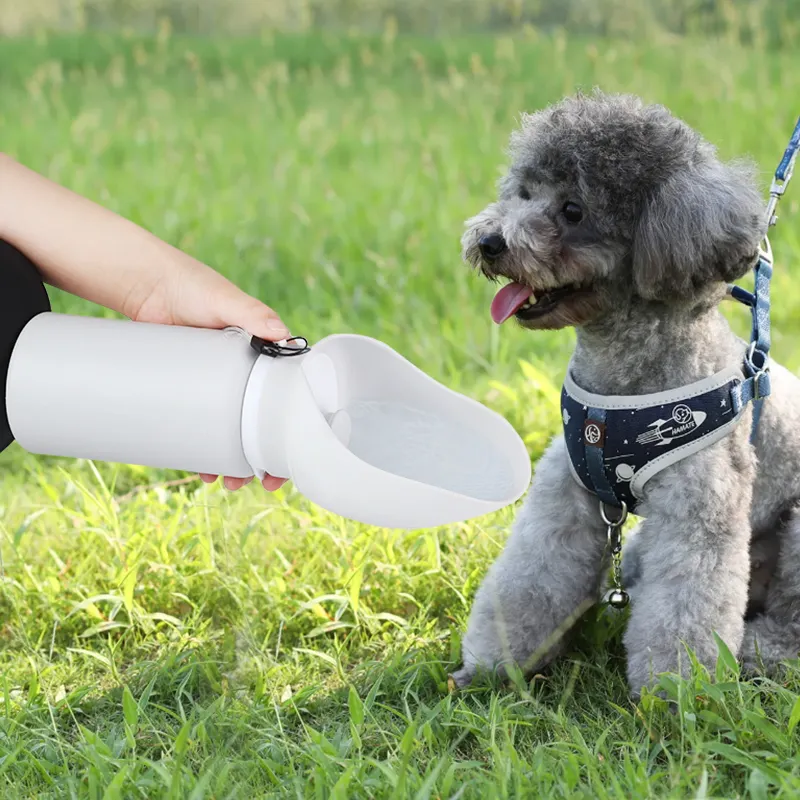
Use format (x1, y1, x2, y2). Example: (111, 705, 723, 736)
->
(6, 313, 258, 477)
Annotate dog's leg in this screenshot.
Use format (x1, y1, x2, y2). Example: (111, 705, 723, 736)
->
(452, 436, 607, 687)
(742, 505, 800, 671)
(745, 527, 782, 621)
(623, 448, 753, 696)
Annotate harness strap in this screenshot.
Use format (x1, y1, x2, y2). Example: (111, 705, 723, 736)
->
(583, 406, 618, 507)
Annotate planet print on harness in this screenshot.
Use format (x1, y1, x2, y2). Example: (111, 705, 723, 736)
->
(615, 463, 635, 482)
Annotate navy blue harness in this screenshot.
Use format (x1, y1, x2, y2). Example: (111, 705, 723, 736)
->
(562, 359, 762, 513)
(560, 115, 800, 514)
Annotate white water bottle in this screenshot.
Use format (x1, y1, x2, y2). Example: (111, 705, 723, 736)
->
(7, 314, 258, 478)
(7, 313, 531, 529)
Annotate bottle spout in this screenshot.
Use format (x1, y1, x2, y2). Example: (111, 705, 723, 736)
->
(244, 334, 531, 530)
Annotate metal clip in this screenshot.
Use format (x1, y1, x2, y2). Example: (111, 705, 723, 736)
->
(754, 369, 770, 401)
(766, 115, 800, 226)
(746, 341, 770, 385)
(600, 501, 629, 610)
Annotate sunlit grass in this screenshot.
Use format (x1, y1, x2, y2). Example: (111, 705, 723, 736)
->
(0, 27, 799, 797)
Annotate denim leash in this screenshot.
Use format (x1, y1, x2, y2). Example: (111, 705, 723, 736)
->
(728, 115, 800, 441)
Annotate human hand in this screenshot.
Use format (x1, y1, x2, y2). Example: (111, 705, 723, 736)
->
(131, 252, 289, 493)
(0, 153, 286, 492)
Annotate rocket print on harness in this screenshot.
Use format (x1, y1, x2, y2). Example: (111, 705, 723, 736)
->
(635, 403, 707, 446)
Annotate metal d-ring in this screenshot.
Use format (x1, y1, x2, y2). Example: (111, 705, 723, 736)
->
(600, 500, 627, 529)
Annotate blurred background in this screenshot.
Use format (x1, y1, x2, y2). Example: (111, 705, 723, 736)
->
(2, 0, 800, 42)
(1, 3, 800, 796)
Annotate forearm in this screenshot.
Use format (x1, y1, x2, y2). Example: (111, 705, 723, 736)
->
(0, 152, 181, 317)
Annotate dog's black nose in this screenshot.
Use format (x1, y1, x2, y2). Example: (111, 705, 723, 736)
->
(478, 234, 507, 262)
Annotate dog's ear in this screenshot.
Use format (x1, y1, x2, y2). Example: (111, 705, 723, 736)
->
(632, 160, 765, 301)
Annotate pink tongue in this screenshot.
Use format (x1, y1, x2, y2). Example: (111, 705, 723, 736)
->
(491, 283, 533, 324)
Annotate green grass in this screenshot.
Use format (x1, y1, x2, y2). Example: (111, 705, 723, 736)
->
(0, 28, 799, 798)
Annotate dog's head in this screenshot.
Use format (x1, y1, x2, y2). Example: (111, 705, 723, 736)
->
(462, 92, 766, 330)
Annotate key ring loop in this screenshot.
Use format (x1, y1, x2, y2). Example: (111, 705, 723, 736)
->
(250, 335, 311, 358)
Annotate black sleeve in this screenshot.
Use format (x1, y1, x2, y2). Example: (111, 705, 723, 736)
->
(0, 240, 50, 454)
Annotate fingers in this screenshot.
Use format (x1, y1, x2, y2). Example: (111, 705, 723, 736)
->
(197, 473, 287, 492)
(221, 289, 289, 342)
(223, 476, 253, 491)
(197, 474, 252, 490)
(261, 474, 288, 492)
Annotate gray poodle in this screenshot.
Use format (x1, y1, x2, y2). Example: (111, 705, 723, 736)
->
(454, 91, 800, 696)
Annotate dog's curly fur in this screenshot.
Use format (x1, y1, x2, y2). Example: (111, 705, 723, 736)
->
(454, 91, 800, 695)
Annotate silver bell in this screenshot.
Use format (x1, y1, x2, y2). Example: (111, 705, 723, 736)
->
(607, 589, 630, 609)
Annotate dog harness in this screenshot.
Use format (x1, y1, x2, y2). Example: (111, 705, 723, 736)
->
(561, 359, 764, 513)
(561, 115, 800, 514)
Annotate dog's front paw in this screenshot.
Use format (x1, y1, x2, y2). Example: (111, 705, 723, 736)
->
(448, 666, 475, 690)
(457, 574, 580, 689)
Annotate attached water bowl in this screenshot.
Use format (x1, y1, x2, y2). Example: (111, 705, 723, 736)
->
(241, 334, 532, 530)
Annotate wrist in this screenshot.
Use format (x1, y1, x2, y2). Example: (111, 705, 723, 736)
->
(117, 237, 180, 321)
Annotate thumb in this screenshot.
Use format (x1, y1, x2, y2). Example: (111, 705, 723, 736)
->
(219, 288, 289, 341)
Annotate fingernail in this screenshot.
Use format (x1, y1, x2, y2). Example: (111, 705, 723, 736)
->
(266, 318, 289, 335)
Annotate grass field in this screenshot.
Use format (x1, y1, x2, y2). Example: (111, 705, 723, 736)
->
(1, 27, 800, 798)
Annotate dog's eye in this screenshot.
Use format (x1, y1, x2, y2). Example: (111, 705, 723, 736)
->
(519, 187, 531, 201)
(562, 202, 583, 223)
